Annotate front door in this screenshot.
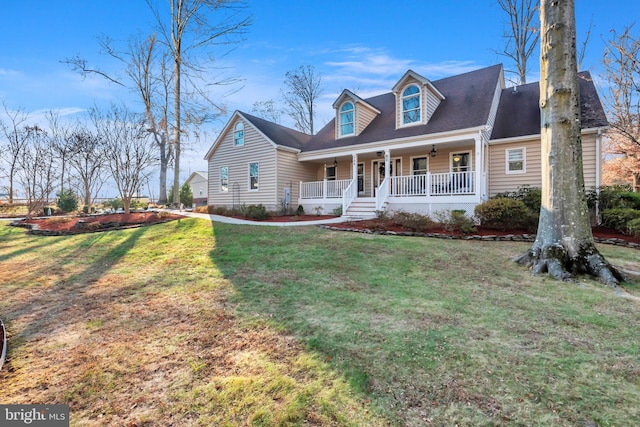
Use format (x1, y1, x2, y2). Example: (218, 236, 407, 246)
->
(372, 158, 401, 196)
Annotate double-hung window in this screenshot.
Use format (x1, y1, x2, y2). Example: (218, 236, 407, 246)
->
(412, 157, 428, 175)
(249, 162, 259, 190)
(506, 148, 525, 174)
(402, 85, 421, 125)
(234, 122, 244, 146)
(339, 102, 354, 136)
(220, 166, 229, 192)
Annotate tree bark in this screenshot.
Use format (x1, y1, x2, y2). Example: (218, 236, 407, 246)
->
(516, 0, 624, 286)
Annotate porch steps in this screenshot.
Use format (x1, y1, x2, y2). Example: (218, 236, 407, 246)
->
(344, 200, 377, 219)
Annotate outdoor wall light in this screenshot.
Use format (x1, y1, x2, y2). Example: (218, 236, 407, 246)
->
(430, 145, 437, 157)
(334, 158, 338, 167)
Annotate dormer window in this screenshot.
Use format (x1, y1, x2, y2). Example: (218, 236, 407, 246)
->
(402, 85, 421, 124)
(339, 102, 355, 136)
(234, 122, 244, 146)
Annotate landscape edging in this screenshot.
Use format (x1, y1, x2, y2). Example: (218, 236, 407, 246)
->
(319, 225, 640, 250)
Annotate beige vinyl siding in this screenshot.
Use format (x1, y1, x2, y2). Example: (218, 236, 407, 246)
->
(488, 139, 541, 196)
(581, 133, 599, 188)
(488, 134, 600, 197)
(356, 103, 378, 135)
(425, 87, 442, 122)
(276, 149, 316, 205)
(207, 117, 278, 209)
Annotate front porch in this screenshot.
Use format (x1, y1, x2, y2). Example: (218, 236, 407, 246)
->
(299, 171, 480, 218)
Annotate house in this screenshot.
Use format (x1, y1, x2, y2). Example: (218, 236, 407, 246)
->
(185, 171, 208, 207)
(205, 64, 608, 218)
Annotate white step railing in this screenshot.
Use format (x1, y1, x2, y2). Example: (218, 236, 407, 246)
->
(375, 176, 390, 210)
(342, 179, 357, 215)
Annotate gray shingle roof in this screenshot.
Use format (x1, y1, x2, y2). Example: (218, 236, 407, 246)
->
(241, 111, 312, 150)
(302, 64, 504, 152)
(490, 71, 608, 140)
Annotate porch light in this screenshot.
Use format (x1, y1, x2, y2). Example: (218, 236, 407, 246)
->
(334, 158, 338, 167)
(430, 145, 437, 157)
(453, 154, 461, 162)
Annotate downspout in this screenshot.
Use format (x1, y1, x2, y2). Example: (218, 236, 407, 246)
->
(595, 128, 603, 223)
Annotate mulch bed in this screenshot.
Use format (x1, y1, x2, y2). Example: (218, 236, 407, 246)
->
(10, 212, 183, 235)
(324, 220, 640, 248)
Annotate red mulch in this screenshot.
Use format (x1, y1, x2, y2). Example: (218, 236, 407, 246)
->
(329, 220, 640, 245)
(18, 212, 183, 233)
(227, 214, 338, 223)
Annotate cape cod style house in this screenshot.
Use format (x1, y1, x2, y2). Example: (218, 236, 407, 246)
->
(204, 64, 608, 218)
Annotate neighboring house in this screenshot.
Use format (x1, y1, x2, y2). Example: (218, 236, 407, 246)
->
(185, 171, 208, 207)
(205, 64, 608, 218)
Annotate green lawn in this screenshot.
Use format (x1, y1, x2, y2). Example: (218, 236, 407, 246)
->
(1, 218, 638, 426)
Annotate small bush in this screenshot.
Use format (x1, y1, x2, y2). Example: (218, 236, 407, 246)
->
(332, 206, 343, 216)
(475, 198, 530, 230)
(601, 208, 640, 233)
(242, 204, 270, 220)
(627, 218, 640, 237)
(193, 206, 209, 214)
(434, 210, 477, 234)
(296, 205, 304, 215)
(390, 211, 434, 232)
(56, 189, 78, 213)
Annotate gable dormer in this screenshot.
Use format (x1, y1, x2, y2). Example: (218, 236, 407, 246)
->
(332, 89, 381, 139)
(392, 70, 445, 129)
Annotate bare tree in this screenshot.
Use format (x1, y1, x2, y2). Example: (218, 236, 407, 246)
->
(46, 110, 75, 193)
(251, 100, 283, 123)
(146, 0, 252, 205)
(281, 65, 324, 134)
(15, 126, 60, 216)
(516, 0, 623, 286)
(0, 103, 31, 203)
(601, 25, 640, 192)
(67, 125, 109, 208)
(90, 105, 158, 214)
(497, 0, 540, 85)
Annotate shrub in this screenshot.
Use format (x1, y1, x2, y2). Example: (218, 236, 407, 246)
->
(627, 218, 640, 237)
(240, 204, 270, 220)
(434, 210, 477, 234)
(601, 208, 640, 233)
(193, 206, 209, 214)
(475, 198, 530, 230)
(296, 205, 304, 215)
(56, 189, 78, 213)
(332, 206, 343, 216)
(494, 185, 541, 213)
(210, 206, 228, 215)
(390, 211, 434, 232)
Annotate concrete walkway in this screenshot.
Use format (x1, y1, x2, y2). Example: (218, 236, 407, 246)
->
(176, 211, 350, 227)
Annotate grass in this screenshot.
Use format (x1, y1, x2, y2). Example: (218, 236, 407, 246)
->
(1, 218, 639, 426)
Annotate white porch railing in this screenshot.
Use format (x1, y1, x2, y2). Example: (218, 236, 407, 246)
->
(390, 171, 475, 197)
(376, 176, 390, 211)
(300, 179, 351, 199)
(342, 179, 357, 215)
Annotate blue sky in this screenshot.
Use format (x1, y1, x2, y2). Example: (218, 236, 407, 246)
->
(0, 0, 637, 196)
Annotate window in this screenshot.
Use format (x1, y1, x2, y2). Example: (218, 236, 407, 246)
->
(248, 162, 259, 190)
(451, 152, 471, 172)
(339, 102, 354, 136)
(220, 166, 229, 192)
(325, 165, 336, 181)
(506, 148, 525, 173)
(234, 122, 244, 146)
(402, 85, 421, 124)
(412, 157, 428, 175)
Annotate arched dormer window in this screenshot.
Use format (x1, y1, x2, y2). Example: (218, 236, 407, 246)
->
(339, 102, 354, 136)
(234, 122, 244, 146)
(402, 85, 421, 125)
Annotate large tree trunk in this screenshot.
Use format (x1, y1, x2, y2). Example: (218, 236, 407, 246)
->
(516, 0, 624, 286)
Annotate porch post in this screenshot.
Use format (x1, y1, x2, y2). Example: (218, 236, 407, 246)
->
(474, 134, 484, 200)
(352, 154, 358, 187)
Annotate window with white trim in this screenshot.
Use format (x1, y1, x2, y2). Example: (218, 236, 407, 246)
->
(402, 85, 421, 125)
(506, 148, 525, 174)
(412, 157, 428, 175)
(220, 166, 229, 192)
(234, 122, 244, 146)
(325, 165, 336, 181)
(249, 162, 259, 190)
(339, 102, 354, 136)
